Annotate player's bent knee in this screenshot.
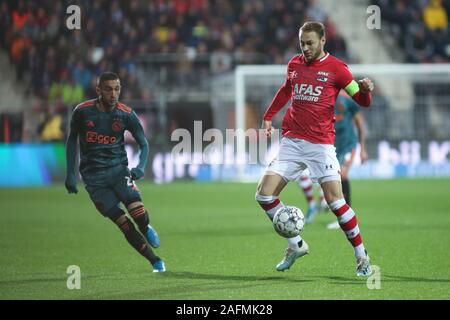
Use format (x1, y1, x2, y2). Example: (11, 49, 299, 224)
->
(257, 173, 287, 196)
(127, 201, 146, 220)
(323, 190, 345, 206)
(127, 201, 143, 211)
(105, 207, 136, 234)
(256, 184, 276, 197)
(321, 179, 344, 204)
(125, 197, 142, 209)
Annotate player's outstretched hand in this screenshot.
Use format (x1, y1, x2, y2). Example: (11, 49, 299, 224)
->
(65, 174, 78, 194)
(263, 120, 274, 138)
(130, 167, 144, 180)
(360, 147, 369, 164)
(358, 78, 374, 94)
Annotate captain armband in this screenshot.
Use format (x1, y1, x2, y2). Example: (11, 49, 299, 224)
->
(344, 80, 360, 97)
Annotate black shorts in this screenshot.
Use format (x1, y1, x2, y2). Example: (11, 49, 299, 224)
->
(82, 165, 141, 218)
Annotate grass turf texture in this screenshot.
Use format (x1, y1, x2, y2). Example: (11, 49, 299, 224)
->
(1, 179, 449, 299)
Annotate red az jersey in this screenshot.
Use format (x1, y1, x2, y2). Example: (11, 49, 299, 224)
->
(263, 52, 355, 145)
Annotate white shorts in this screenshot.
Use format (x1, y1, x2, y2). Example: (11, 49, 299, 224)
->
(266, 137, 341, 184)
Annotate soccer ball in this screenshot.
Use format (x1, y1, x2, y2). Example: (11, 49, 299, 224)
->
(272, 206, 305, 238)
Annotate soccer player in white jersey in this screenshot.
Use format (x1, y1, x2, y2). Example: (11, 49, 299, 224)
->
(255, 22, 374, 276)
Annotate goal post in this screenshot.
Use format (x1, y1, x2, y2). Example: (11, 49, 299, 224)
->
(234, 63, 450, 181)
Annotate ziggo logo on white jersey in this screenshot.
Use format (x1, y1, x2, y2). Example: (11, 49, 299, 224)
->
(293, 83, 323, 102)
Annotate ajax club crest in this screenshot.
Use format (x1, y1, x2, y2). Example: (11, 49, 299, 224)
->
(112, 118, 122, 132)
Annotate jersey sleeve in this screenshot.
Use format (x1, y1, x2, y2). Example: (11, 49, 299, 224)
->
(128, 112, 145, 139)
(65, 107, 81, 176)
(69, 107, 82, 134)
(337, 63, 372, 107)
(263, 64, 293, 120)
(128, 111, 149, 171)
(335, 62, 354, 90)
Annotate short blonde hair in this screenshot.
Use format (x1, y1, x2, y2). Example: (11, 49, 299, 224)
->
(300, 22, 325, 38)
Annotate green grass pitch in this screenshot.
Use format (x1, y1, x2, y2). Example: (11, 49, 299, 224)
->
(1, 179, 449, 300)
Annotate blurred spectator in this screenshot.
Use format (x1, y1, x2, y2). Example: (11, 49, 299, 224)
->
(12, 0, 31, 30)
(71, 61, 93, 91)
(324, 17, 350, 61)
(0, 113, 23, 143)
(405, 25, 435, 62)
(423, 0, 448, 31)
(0, 2, 11, 49)
(10, 32, 31, 81)
(306, 0, 327, 22)
(430, 28, 450, 60)
(37, 108, 64, 142)
(62, 78, 85, 106)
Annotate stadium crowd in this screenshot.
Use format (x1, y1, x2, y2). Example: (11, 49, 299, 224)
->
(373, 0, 450, 62)
(1, 0, 449, 143)
(2, 0, 350, 104)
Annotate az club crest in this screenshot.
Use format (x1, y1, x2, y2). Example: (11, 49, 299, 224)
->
(317, 71, 329, 82)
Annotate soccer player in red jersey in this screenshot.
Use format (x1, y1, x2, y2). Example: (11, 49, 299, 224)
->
(255, 22, 374, 276)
